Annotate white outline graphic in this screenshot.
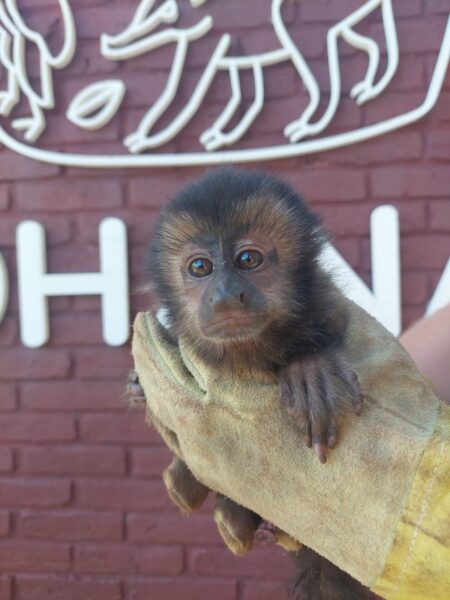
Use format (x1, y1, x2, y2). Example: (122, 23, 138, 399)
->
(66, 80, 126, 130)
(0, 0, 76, 141)
(0, 1, 447, 168)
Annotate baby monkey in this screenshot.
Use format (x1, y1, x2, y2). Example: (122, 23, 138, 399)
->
(130, 168, 367, 599)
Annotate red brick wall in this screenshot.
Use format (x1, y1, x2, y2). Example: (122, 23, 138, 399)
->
(0, 1, 449, 599)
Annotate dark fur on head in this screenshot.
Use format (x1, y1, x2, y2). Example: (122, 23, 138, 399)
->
(147, 167, 344, 370)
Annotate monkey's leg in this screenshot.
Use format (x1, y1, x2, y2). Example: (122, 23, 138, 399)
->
(127, 371, 209, 513)
(291, 547, 377, 600)
(214, 495, 260, 556)
(163, 457, 209, 514)
(280, 352, 363, 463)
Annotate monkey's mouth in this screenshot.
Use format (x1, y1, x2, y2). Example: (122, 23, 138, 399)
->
(202, 313, 266, 339)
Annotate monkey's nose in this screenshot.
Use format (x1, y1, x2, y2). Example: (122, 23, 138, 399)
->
(209, 289, 247, 310)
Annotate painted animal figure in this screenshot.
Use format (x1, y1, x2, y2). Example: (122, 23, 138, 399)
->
(101, 0, 399, 152)
(0, 0, 76, 141)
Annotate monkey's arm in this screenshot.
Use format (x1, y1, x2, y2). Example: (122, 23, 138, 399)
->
(280, 350, 363, 463)
(280, 292, 363, 463)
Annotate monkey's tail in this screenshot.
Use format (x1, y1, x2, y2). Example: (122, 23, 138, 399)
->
(289, 547, 379, 600)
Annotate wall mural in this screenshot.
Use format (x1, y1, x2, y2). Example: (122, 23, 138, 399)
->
(0, 0, 448, 168)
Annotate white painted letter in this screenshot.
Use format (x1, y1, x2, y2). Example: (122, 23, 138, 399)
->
(17, 218, 129, 348)
(0, 252, 8, 325)
(321, 205, 401, 335)
(427, 258, 450, 316)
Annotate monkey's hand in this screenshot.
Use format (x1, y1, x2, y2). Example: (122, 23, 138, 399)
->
(280, 352, 363, 463)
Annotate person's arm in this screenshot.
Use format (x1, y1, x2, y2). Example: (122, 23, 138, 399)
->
(400, 304, 450, 404)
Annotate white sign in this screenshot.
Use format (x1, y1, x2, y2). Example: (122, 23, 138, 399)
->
(0, 1, 448, 168)
(16, 218, 130, 348)
(0, 212, 448, 347)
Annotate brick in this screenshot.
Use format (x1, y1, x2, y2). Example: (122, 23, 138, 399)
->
(42, 114, 121, 145)
(0, 319, 18, 346)
(17, 510, 123, 542)
(0, 479, 71, 508)
(18, 445, 126, 476)
(15, 576, 121, 600)
(363, 91, 424, 124)
(282, 170, 366, 202)
(329, 238, 360, 270)
(0, 215, 72, 247)
(401, 234, 450, 269)
(0, 186, 9, 210)
(301, 0, 371, 21)
(73, 543, 183, 575)
(0, 448, 13, 472)
(64, 39, 120, 76)
(430, 200, 450, 231)
(319, 204, 372, 236)
(0, 541, 70, 572)
(128, 176, 187, 208)
(76, 6, 134, 38)
(76, 478, 171, 511)
(76, 210, 157, 246)
(0, 349, 70, 380)
(427, 129, 450, 160)
(0, 512, 9, 537)
(370, 166, 450, 198)
(130, 447, 173, 477)
(0, 414, 76, 442)
(21, 381, 125, 411)
(75, 347, 132, 379)
(0, 577, 10, 600)
(46, 244, 101, 272)
(327, 132, 422, 166)
(79, 413, 158, 444)
(201, 1, 276, 29)
(402, 272, 430, 305)
(427, 0, 450, 14)
(403, 305, 426, 330)
(188, 546, 292, 579)
(47, 314, 103, 345)
(242, 581, 289, 600)
(126, 579, 237, 600)
(393, 0, 423, 16)
(15, 179, 122, 211)
(127, 513, 222, 545)
(395, 18, 448, 52)
(356, 200, 426, 235)
(0, 151, 59, 181)
(0, 384, 16, 410)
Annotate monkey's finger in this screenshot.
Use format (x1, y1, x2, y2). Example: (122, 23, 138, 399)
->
(304, 422, 312, 448)
(280, 376, 295, 413)
(334, 358, 364, 414)
(319, 368, 339, 449)
(312, 441, 328, 464)
(305, 376, 330, 463)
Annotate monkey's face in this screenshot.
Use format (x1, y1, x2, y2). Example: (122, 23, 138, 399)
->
(179, 233, 279, 341)
(149, 168, 323, 351)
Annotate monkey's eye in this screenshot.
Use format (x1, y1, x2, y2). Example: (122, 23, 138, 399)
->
(236, 250, 263, 271)
(188, 258, 213, 278)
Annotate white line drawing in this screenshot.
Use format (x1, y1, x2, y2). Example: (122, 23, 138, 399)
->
(66, 80, 126, 130)
(284, 0, 399, 142)
(0, 0, 76, 141)
(101, 0, 399, 152)
(0, 2, 447, 167)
